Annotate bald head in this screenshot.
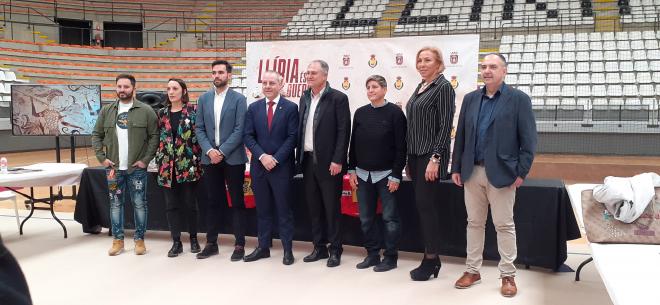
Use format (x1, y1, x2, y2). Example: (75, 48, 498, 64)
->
(481, 53, 508, 92)
(484, 53, 508, 67)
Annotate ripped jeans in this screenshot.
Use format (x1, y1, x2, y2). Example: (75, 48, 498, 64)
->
(106, 168, 148, 240)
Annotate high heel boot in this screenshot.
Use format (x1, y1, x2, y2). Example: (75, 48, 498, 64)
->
(409, 255, 441, 281)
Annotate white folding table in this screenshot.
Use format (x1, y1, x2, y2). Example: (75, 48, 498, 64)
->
(0, 163, 87, 238)
(567, 183, 660, 305)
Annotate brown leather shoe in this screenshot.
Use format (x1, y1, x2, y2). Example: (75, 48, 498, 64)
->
(501, 276, 517, 297)
(454, 272, 481, 289)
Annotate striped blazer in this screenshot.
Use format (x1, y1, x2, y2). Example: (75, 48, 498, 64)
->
(405, 73, 456, 177)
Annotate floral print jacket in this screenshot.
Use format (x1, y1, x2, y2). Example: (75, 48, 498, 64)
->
(155, 103, 203, 188)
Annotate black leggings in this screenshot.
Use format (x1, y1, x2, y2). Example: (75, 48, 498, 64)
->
(408, 154, 442, 254)
(163, 180, 199, 240)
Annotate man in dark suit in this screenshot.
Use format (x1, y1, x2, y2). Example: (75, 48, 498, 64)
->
(195, 60, 249, 261)
(451, 53, 537, 297)
(296, 59, 351, 267)
(242, 70, 299, 265)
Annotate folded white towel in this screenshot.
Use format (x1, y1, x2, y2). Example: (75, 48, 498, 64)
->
(592, 172, 660, 223)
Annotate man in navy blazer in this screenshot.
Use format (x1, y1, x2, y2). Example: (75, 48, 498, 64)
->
(195, 60, 249, 261)
(451, 54, 537, 297)
(242, 70, 298, 265)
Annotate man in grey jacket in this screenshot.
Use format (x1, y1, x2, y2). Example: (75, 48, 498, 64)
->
(195, 60, 249, 261)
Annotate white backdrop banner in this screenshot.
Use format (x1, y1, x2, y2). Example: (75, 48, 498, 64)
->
(245, 35, 480, 128)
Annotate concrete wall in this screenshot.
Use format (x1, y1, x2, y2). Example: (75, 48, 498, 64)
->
(0, 130, 92, 153)
(2, 131, 659, 156)
(537, 132, 660, 156)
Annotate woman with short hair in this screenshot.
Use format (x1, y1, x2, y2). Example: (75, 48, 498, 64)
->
(348, 75, 407, 272)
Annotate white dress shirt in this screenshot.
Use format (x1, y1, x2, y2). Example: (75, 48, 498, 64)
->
(213, 87, 228, 149)
(265, 94, 280, 115)
(303, 86, 324, 152)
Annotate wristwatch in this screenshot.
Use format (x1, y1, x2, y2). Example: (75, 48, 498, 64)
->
(429, 154, 441, 163)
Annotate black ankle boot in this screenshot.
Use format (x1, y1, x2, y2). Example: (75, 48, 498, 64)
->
(190, 237, 201, 254)
(168, 241, 183, 257)
(409, 255, 441, 281)
(374, 255, 397, 272)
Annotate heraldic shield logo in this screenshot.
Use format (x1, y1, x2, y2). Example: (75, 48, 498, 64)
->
(342, 77, 351, 90)
(395, 53, 403, 65)
(343, 54, 350, 66)
(450, 52, 459, 64)
(368, 54, 378, 68)
(450, 75, 459, 89)
(394, 76, 404, 90)
(243, 178, 253, 196)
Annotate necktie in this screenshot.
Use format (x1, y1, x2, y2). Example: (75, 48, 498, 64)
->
(267, 100, 275, 131)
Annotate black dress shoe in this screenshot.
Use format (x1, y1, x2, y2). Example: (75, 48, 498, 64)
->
(374, 256, 397, 272)
(243, 247, 270, 262)
(167, 241, 183, 258)
(327, 253, 341, 267)
(190, 237, 201, 254)
(303, 248, 329, 262)
(356, 255, 381, 269)
(283, 250, 294, 265)
(230, 246, 245, 262)
(196, 243, 219, 259)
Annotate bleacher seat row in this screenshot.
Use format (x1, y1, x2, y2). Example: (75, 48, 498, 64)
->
(282, 0, 388, 36)
(395, 0, 595, 33)
(500, 31, 660, 114)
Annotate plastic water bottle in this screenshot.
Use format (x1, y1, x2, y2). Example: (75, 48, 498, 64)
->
(0, 157, 7, 174)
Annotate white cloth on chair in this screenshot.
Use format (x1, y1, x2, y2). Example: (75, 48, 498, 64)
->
(592, 172, 660, 223)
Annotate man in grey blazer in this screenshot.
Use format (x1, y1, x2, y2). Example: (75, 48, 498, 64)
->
(451, 53, 537, 297)
(195, 60, 249, 261)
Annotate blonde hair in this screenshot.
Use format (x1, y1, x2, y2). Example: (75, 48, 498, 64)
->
(416, 46, 446, 74)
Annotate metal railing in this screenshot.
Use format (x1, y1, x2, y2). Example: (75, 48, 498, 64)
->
(0, 2, 658, 49)
(1, 19, 287, 49)
(0, 0, 295, 27)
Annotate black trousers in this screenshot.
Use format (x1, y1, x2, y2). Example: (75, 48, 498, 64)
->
(303, 153, 343, 253)
(201, 162, 247, 246)
(408, 154, 442, 254)
(0, 236, 32, 305)
(163, 180, 199, 240)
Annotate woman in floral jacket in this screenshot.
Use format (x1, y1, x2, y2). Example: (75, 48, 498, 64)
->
(155, 78, 203, 257)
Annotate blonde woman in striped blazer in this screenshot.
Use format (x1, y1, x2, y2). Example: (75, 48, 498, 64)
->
(405, 46, 456, 281)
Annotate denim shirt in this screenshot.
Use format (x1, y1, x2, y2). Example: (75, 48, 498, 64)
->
(475, 85, 505, 163)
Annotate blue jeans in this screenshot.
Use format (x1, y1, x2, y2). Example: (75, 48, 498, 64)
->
(106, 168, 148, 240)
(356, 176, 401, 257)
